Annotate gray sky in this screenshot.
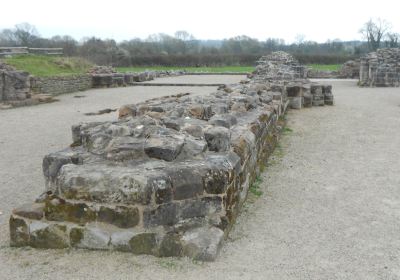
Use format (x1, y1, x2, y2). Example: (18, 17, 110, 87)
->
(1, 0, 399, 43)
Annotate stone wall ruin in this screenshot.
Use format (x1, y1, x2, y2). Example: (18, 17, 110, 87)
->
(359, 48, 400, 87)
(0, 63, 32, 105)
(9, 52, 334, 261)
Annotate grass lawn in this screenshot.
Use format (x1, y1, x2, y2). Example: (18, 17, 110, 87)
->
(307, 64, 341, 71)
(116, 66, 254, 73)
(1, 55, 93, 77)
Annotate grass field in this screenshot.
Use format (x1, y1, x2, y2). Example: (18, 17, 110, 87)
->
(1, 55, 93, 77)
(1, 55, 341, 76)
(116, 66, 254, 73)
(307, 64, 341, 71)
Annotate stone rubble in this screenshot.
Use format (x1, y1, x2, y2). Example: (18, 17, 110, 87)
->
(359, 48, 400, 87)
(9, 52, 334, 261)
(340, 59, 360, 79)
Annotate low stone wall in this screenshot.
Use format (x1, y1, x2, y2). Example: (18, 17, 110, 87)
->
(91, 70, 185, 88)
(9, 52, 334, 261)
(30, 75, 92, 96)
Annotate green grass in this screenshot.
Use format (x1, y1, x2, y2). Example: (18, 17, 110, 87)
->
(249, 176, 263, 197)
(2, 55, 93, 77)
(307, 64, 341, 71)
(116, 66, 253, 73)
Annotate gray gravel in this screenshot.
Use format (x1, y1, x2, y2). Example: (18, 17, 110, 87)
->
(1, 79, 400, 280)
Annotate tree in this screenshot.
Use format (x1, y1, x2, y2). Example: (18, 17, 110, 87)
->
(360, 18, 391, 51)
(174, 30, 195, 41)
(385, 33, 400, 48)
(14, 22, 40, 46)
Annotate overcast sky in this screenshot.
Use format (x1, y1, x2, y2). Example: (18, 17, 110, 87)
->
(1, 0, 399, 43)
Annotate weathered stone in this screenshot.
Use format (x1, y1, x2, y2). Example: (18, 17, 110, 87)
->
(12, 203, 44, 220)
(76, 226, 110, 250)
(143, 202, 178, 227)
(118, 104, 138, 119)
(182, 227, 224, 261)
(178, 137, 207, 159)
(209, 114, 237, 128)
(204, 126, 231, 152)
(167, 168, 204, 200)
(57, 164, 152, 204)
(182, 124, 204, 138)
(159, 233, 183, 257)
(30, 222, 69, 249)
(45, 198, 96, 224)
(69, 227, 84, 247)
(105, 137, 145, 161)
(144, 135, 184, 161)
(129, 232, 157, 255)
(10, 216, 30, 246)
(98, 205, 139, 228)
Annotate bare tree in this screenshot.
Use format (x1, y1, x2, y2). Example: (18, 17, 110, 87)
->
(385, 32, 400, 48)
(14, 22, 40, 46)
(360, 18, 391, 51)
(174, 30, 195, 41)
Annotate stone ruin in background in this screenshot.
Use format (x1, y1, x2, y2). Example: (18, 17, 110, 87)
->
(89, 66, 185, 88)
(0, 63, 35, 107)
(9, 52, 334, 261)
(359, 48, 400, 87)
(340, 59, 360, 79)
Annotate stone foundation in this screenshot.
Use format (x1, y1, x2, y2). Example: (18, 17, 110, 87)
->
(10, 52, 334, 261)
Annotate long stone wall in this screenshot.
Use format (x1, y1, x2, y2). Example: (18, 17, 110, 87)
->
(359, 48, 400, 87)
(30, 75, 92, 96)
(9, 52, 334, 261)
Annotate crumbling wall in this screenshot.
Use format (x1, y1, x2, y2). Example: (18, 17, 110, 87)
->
(9, 52, 334, 261)
(340, 59, 360, 78)
(0, 63, 31, 103)
(359, 48, 400, 87)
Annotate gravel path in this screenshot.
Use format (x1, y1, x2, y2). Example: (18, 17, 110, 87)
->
(1, 79, 400, 279)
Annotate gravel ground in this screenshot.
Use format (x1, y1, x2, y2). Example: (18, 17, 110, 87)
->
(1, 79, 400, 280)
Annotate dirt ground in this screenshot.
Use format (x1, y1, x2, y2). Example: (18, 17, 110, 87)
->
(1, 78, 399, 280)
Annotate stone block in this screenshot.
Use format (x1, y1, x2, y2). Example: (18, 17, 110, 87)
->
(182, 227, 224, 261)
(204, 126, 231, 152)
(29, 222, 69, 249)
(9, 215, 30, 246)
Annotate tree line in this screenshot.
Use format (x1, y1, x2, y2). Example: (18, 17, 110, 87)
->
(0, 20, 398, 67)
